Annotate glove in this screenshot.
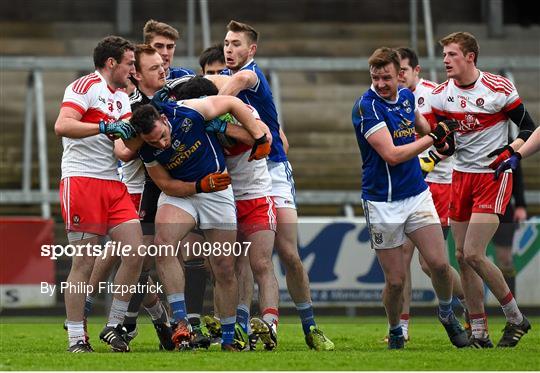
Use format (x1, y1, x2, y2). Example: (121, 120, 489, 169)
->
(488, 145, 514, 169)
(150, 86, 172, 112)
(419, 150, 441, 178)
(437, 133, 455, 156)
(494, 152, 521, 180)
(195, 172, 231, 193)
(428, 120, 458, 147)
(248, 134, 271, 161)
(205, 117, 228, 134)
(99, 119, 136, 140)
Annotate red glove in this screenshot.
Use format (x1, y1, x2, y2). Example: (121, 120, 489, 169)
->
(488, 145, 514, 169)
(196, 172, 231, 193)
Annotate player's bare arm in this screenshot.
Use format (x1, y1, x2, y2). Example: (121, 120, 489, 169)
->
(54, 107, 100, 138)
(145, 162, 197, 197)
(414, 110, 431, 136)
(280, 128, 289, 154)
(367, 126, 435, 166)
(218, 70, 258, 96)
(224, 120, 272, 146)
(185, 95, 265, 139)
(113, 139, 138, 162)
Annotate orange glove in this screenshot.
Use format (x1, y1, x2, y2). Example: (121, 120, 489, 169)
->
(195, 172, 231, 193)
(248, 134, 271, 161)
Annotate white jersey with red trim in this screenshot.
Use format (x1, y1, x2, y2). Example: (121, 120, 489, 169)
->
(225, 105, 272, 200)
(415, 78, 454, 184)
(430, 70, 521, 173)
(60, 70, 132, 180)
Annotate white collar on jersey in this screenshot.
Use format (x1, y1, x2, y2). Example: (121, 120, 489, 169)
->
(239, 58, 255, 71)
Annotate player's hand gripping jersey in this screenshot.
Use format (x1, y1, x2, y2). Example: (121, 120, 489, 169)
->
(414, 79, 455, 183)
(222, 105, 272, 200)
(352, 86, 427, 202)
(60, 71, 131, 180)
(429, 71, 521, 173)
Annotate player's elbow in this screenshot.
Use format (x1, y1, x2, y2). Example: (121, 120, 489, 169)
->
(54, 120, 66, 137)
(382, 153, 401, 167)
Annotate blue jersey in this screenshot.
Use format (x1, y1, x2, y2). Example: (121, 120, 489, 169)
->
(352, 86, 427, 202)
(221, 60, 286, 162)
(167, 67, 195, 80)
(139, 101, 226, 182)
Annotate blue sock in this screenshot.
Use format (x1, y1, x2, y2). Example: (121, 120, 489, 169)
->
(389, 324, 403, 337)
(438, 297, 453, 319)
(221, 316, 236, 345)
(84, 295, 94, 318)
(236, 304, 250, 333)
(296, 302, 316, 335)
(167, 293, 187, 323)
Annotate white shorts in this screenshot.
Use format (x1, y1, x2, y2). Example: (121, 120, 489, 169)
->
(363, 189, 440, 250)
(268, 160, 296, 209)
(157, 186, 237, 231)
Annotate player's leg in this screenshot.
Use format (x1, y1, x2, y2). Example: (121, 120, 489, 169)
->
(181, 231, 211, 349)
(64, 234, 98, 352)
(399, 238, 415, 341)
(205, 229, 239, 350)
(464, 212, 530, 347)
(153, 202, 196, 349)
(493, 205, 517, 295)
(376, 247, 406, 349)
(246, 229, 279, 351)
(406, 189, 468, 348)
(87, 246, 120, 316)
(198, 187, 240, 351)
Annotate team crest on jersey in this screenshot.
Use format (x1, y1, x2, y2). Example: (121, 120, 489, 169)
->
(418, 97, 425, 107)
(402, 99, 412, 113)
(116, 101, 122, 110)
(476, 98, 485, 107)
(181, 118, 193, 133)
(72, 215, 80, 225)
(373, 232, 383, 245)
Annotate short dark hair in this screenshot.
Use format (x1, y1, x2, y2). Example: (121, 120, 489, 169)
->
(171, 76, 218, 100)
(131, 105, 160, 135)
(227, 20, 258, 43)
(368, 47, 401, 75)
(93, 36, 135, 69)
(396, 47, 419, 69)
(199, 44, 225, 71)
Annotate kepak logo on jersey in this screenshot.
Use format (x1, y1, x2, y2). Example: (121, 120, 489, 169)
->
(393, 119, 415, 139)
(165, 140, 202, 170)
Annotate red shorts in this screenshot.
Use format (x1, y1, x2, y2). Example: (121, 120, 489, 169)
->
(60, 176, 139, 236)
(130, 193, 142, 213)
(449, 170, 513, 222)
(427, 182, 451, 227)
(236, 196, 277, 238)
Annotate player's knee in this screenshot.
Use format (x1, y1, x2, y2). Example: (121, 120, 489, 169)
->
(464, 252, 485, 269)
(212, 257, 235, 280)
(251, 257, 273, 279)
(430, 261, 449, 276)
(71, 256, 95, 277)
(386, 277, 404, 294)
(278, 249, 302, 271)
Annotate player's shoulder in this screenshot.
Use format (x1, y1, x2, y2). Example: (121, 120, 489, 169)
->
(70, 72, 102, 95)
(480, 71, 514, 95)
(432, 80, 449, 95)
(129, 88, 149, 108)
(419, 79, 437, 89)
(168, 67, 196, 79)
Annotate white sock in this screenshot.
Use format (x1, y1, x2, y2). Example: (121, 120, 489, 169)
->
(145, 301, 164, 321)
(471, 314, 488, 339)
(501, 297, 523, 325)
(66, 320, 85, 347)
(106, 298, 129, 327)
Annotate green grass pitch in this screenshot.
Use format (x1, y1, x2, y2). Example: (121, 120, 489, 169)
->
(1, 316, 539, 370)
